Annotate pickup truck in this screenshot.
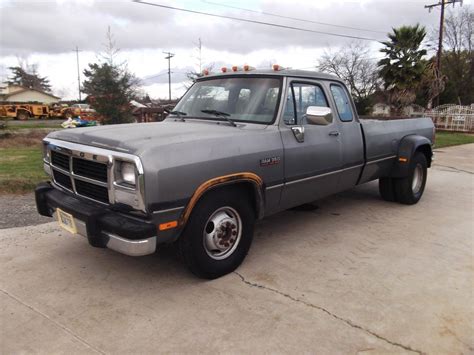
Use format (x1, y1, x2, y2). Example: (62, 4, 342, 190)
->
(36, 69, 435, 279)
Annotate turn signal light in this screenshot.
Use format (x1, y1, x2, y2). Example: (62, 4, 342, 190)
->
(159, 220, 178, 231)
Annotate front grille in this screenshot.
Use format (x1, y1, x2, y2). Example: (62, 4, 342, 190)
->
(53, 170, 73, 190)
(50, 149, 110, 205)
(51, 151, 70, 170)
(72, 158, 108, 182)
(75, 179, 109, 203)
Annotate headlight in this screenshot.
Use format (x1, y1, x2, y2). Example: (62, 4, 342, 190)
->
(116, 161, 136, 186)
(42, 142, 50, 163)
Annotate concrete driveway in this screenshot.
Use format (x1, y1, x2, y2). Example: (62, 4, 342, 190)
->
(1, 144, 473, 354)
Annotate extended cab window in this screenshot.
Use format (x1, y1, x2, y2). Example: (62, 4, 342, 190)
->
(330, 84, 353, 122)
(283, 82, 329, 125)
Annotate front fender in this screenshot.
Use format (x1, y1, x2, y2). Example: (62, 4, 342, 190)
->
(179, 172, 264, 225)
(391, 135, 433, 178)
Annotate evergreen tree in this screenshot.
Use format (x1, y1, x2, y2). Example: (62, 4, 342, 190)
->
(7, 65, 51, 92)
(378, 25, 427, 114)
(81, 27, 138, 124)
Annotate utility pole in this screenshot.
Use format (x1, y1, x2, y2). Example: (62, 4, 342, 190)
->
(197, 38, 202, 73)
(73, 46, 82, 101)
(425, 0, 462, 106)
(163, 51, 175, 101)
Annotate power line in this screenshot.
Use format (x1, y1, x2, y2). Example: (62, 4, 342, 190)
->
(203, 0, 386, 34)
(133, 0, 382, 42)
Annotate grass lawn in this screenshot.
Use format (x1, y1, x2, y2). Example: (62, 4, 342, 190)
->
(6, 123, 62, 130)
(0, 147, 46, 194)
(1, 118, 62, 130)
(435, 131, 474, 149)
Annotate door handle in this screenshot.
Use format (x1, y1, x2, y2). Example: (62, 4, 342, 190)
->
(329, 131, 340, 137)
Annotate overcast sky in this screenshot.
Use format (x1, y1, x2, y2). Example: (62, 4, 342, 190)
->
(0, 0, 471, 100)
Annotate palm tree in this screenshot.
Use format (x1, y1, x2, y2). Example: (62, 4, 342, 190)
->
(378, 24, 427, 115)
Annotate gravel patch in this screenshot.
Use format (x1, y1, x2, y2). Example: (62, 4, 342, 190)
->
(0, 193, 51, 229)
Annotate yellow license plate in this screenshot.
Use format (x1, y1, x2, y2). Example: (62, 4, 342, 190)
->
(57, 208, 77, 234)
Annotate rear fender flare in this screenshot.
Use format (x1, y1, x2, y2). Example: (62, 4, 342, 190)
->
(391, 135, 433, 178)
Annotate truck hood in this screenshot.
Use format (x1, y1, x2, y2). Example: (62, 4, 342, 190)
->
(46, 119, 269, 155)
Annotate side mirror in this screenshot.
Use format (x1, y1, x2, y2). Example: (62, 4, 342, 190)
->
(305, 106, 332, 126)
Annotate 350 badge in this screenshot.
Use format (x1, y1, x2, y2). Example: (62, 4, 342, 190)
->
(260, 156, 281, 167)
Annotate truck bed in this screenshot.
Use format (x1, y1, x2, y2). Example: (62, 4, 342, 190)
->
(358, 117, 434, 183)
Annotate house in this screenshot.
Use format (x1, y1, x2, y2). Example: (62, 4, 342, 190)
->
(372, 102, 391, 116)
(130, 100, 169, 123)
(0, 84, 60, 104)
(372, 102, 425, 117)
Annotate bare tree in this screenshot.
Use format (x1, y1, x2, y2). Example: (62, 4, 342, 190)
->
(428, 7, 474, 105)
(442, 6, 474, 53)
(317, 42, 379, 114)
(185, 38, 214, 89)
(100, 26, 121, 66)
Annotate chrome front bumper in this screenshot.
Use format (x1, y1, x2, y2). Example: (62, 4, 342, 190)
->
(53, 211, 157, 257)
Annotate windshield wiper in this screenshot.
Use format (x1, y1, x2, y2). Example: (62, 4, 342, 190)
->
(200, 109, 237, 127)
(164, 108, 187, 121)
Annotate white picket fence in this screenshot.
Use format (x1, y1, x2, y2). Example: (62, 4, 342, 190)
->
(412, 104, 474, 133)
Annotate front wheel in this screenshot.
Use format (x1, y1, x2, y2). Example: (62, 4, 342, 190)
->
(178, 188, 255, 279)
(393, 152, 428, 205)
(17, 111, 29, 121)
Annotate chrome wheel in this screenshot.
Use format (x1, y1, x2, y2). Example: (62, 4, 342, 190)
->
(412, 163, 423, 194)
(203, 206, 242, 260)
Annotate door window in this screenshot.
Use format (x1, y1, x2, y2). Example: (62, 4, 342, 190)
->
(330, 84, 353, 122)
(283, 82, 330, 125)
(283, 86, 296, 125)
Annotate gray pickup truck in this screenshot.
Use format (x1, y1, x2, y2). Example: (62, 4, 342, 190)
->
(36, 69, 435, 279)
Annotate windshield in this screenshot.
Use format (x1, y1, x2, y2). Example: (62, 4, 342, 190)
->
(173, 77, 282, 124)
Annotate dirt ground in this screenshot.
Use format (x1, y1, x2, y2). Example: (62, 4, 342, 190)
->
(0, 144, 473, 354)
(0, 193, 50, 229)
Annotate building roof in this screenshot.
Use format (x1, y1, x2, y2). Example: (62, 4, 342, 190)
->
(2, 86, 60, 99)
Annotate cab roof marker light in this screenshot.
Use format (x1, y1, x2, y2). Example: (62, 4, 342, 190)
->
(272, 64, 281, 71)
(243, 65, 255, 71)
(231, 65, 239, 72)
(202, 69, 210, 76)
(221, 67, 228, 73)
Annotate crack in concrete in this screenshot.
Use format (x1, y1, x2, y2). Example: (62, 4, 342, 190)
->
(234, 272, 423, 354)
(434, 164, 474, 175)
(1, 288, 106, 355)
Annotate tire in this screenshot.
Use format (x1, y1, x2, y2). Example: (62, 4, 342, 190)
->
(178, 187, 255, 279)
(393, 152, 428, 205)
(17, 111, 29, 121)
(379, 177, 397, 202)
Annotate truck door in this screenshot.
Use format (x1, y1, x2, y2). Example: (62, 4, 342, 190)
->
(328, 83, 365, 191)
(279, 80, 343, 209)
